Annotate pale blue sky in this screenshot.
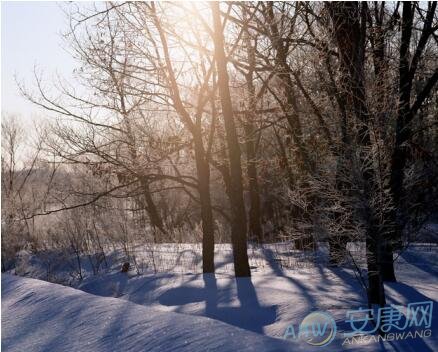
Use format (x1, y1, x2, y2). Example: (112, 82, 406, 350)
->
(1, 1, 76, 121)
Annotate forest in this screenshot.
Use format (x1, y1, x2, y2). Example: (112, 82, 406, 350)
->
(2, 2, 438, 351)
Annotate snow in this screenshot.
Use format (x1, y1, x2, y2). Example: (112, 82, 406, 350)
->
(2, 274, 316, 352)
(76, 243, 437, 351)
(3, 242, 437, 351)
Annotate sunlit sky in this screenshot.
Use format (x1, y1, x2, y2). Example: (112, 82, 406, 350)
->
(1, 1, 76, 122)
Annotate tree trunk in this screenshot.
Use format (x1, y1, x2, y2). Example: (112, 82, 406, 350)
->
(151, 3, 216, 273)
(244, 121, 263, 243)
(211, 2, 251, 277)
(327, 2, 386, 306)
(384, 2, 415, 282)
(194, 132, 215, 274)
(380, 242, 396, 282)
(139, 177, 166, 236)
(366, 233, 386, 306)
(243, 31, 263, 243)
(367, 2, 397, 282)
(384, 1, 438, 282)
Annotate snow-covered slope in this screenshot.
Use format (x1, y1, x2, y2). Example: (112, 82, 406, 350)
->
(2, 274, 314, 352)
(76, 246, 438, 341)
(4, 242, 437, 351)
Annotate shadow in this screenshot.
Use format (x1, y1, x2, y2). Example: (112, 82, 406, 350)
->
(324, 265, 367, 298)
(80, 271, 129, 298)
(385, 281, 436, 305)
(204, 274, 218, 317)
(159, 285, 206, 305)
(400, 250, 438, 277)
(159, 273, 277, 334)
(261, 247, 318, 309)
(385, 336, 435, 352)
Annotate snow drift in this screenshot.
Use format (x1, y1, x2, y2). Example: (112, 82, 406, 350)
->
(2, 274, 312, 352)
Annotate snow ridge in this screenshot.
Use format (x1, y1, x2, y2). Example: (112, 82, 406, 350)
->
(2, 274, 308, 352)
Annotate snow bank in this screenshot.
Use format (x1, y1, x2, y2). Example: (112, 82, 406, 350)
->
(2, 274, 312, 352)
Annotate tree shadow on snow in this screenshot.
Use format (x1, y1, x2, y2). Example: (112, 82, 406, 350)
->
(399, 250, 438, 277)
(158, 273, 277, 334)
(261, 247, 318, 309)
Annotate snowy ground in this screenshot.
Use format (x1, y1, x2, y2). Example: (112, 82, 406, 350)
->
(2, 274, 312, 352)
(3, 242, 438, 351)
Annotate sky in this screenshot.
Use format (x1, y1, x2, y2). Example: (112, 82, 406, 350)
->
(1, 1, 76, 123)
